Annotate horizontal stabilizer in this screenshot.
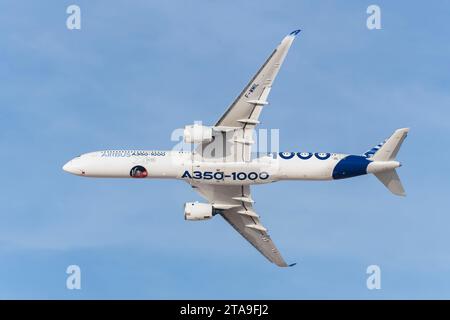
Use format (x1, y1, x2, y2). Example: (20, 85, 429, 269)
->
(374, 169, 406, 196)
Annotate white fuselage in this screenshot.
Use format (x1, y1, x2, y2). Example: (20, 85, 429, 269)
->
(62, 150, 391, 185)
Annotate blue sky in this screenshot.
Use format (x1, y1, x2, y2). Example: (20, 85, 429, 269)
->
(1, 0, 449, 299)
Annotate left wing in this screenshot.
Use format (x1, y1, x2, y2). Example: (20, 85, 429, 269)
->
(197, 30, 300, 163)
(191, 183, 292, 267)
(216, 29, 301, 128)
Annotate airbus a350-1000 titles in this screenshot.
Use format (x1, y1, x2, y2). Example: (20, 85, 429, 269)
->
(63, 30, 409, 267)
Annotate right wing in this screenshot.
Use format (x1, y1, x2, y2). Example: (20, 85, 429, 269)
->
(191, 183, 293, 267)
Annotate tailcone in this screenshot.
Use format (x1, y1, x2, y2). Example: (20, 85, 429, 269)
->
(367, 161, 401, 174)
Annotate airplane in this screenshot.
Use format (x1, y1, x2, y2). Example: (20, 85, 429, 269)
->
(63, 29, 409, 267)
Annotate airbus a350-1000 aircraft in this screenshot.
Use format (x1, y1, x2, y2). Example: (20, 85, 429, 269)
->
(63, 30, 409, 267)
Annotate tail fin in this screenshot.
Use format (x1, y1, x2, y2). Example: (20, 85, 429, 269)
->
(371, 128, 409, 161)
(366, 128, 409, 196)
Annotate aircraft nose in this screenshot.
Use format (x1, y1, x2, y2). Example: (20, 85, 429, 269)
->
(63, 160, 83, 175)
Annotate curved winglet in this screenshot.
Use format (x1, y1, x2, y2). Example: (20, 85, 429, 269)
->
(289, 29, 301, 36)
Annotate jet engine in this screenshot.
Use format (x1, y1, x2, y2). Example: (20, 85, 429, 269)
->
(183, 124, 213, 144)
(184, 202, 213, 221)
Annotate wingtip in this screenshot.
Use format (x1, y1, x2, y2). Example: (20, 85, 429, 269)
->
(289, 29, 301, 36)
(288, 262, 297, 267)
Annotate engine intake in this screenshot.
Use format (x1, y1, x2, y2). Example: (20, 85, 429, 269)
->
(184, 124, 213, 144)
(184, 202, 213, 221)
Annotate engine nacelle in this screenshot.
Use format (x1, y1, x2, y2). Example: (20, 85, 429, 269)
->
(183, 124, 213, 144)
(184, 202, 213, 221)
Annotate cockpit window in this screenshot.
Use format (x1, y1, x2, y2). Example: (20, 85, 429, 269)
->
(130, 165, 148, 178)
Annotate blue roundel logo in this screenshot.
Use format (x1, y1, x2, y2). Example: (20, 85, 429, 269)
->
(297, 152, 313, 160)
(315, 153, 331, 160)
(279, 152, 295, 159)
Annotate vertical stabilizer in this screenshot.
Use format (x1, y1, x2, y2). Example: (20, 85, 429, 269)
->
(371, 128, 409, 161)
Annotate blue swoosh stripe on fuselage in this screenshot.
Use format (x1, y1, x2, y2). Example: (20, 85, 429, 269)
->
(332, 155, 372, 180)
